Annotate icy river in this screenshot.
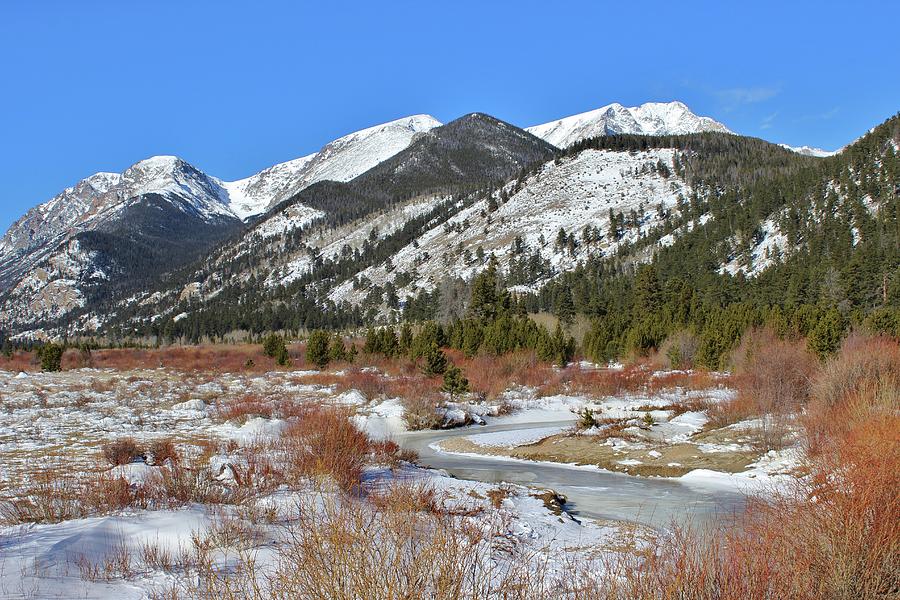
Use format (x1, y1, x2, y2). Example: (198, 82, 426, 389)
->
(399, 419, 747, 528)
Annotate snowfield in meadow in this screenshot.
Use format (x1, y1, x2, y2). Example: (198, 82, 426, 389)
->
(0, 365, 805, 597)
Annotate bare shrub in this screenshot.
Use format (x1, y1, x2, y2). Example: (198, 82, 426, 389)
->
(717, 327, 816, 448)
(811, 332, 900, 409)
(148, 438, 180, 465)
(165, 487, 547, 600)
(102, 437, 144, 466)
(658, 329, 700, 369)
(213, 394, 274, 423)
(282, 407, 371, 493)
(400, 394, 443, 430)
(0, 470, 138, 524)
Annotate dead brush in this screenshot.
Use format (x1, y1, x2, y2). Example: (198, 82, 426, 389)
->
(0, 470, 138, 524)
(399, 393, 443, 430)
(148, 438, 180, 465)
(486, 485, 513, 509)
(370, 439, 419, 469)
(584, 418, 640, 442)
(368, 481, 440, 514)
(74, 537, 135, 582)
(102, 437, 144, 466)
(144, 460, 239, 506)
(89, 378, 116, 393)
(567, 364, 648, 397)
(811, 332, 900, 410)
(213, 394, 274, 423)
(280, 406, 372, 493)
(646, 369, 717, 393)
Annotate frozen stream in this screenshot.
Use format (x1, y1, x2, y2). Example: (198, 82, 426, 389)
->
(399, 419, 747, 528)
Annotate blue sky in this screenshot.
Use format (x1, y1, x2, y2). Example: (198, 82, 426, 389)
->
(1, 1, 898, 231)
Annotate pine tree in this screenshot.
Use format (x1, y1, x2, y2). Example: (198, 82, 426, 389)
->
(363, 327, 378, 354)
(306, 330, 331, 369)
(555, 289, 575, 326)
(441, 365, 469, 402)
(422, 343, 448, 376)
(328, 334, 348, 362)
(262, 334, 285, 358)
(38, 343, 64, 372)
(807, 309, 846, 359)
(399, 323, 413, 355)
(275, 345, 292, 367)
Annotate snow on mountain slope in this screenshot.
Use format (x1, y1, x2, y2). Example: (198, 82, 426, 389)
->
(526, 101, 731, 148)
(0, 156, 235, 288)
(219, 114, 442, 218)
(328, 148, 692, 307)
(778, 144, 838, 158)
(268, 195, 444, 288)
(220, 154, 317, 220)
(1, 114, 441, 269)
(721, 217, 788, 277)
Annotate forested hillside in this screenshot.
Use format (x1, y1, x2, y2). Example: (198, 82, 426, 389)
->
(535, 115, 900, 366)
(3, 112, 897, 366)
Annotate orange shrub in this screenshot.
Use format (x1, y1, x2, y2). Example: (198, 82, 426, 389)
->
(101, 437, 143, 466)
(811, 332, 900, 410)
(282, 407, 372, 493)
(0, 350, 39, 372)
(213, 394, 274, 423)
(148, 438, 180, 465)
(805, 333, 900, 455)
(710, 327, 816, 447)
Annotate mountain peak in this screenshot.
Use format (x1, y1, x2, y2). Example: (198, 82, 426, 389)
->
(526, 100, 731, 148)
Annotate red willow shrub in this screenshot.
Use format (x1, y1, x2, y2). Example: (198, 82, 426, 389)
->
(281, 406, 372, 493)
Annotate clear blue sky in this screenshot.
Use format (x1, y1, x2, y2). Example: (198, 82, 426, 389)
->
(2, 0, 897, 231)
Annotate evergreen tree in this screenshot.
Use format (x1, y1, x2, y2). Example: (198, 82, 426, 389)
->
(275, 345, 292, 367)
(422, 343, 448, 376)
(38, 343, 64, 372)
(555, 289, 575, 326)
(328, 333, 348, 362)
(441, 365, 469, 402)
(306, 330, 331, 369)
(262, 334, 285, 358)
(467, 257, 509, 322)
(399, 323, 413, 355)
(807, 309, 846, 359)
(363, 327, 378, 354)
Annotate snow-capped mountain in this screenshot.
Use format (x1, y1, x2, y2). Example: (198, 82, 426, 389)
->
(7, 100, 883, 340)
(326, 147, 692, 308)
(221, 114, 441, 218)
(779, 144, 838, 158)
(0, 115, 443, 332)
(526, 101, 731, 148)
(0, 156, 234, 288)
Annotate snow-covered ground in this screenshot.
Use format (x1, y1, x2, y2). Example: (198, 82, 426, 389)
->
(0, 365, 805, 596)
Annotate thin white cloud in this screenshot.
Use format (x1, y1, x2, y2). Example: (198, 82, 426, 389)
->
(760, 112, 778, 130)
(794, 107, 839, 122)
(716, 86, 779, 110)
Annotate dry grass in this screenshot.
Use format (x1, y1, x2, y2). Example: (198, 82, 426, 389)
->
(810, 332, 900, 410)
(582, 335, 900, 600)
(3, 344, 316, 373)
(213, 394, 276, 423)
(148, 438, 181, 465)
(0, 350, 35, 372)
(805, 332, 900, 455)
(158, 484, 556, 600)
